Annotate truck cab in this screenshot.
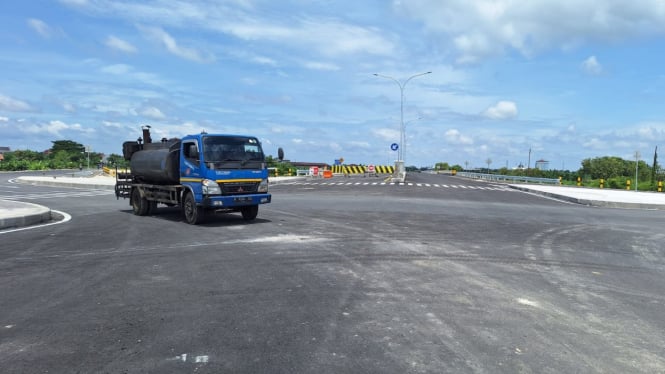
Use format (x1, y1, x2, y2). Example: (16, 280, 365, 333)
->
(179, 134, 271, 223)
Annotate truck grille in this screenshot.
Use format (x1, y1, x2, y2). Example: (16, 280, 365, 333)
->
(221, 182, 259, 195)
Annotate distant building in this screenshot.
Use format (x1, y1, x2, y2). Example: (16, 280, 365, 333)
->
(290, 161, 330, 169)
(0, 146, 9, 161)
(535, 159, 549, 170)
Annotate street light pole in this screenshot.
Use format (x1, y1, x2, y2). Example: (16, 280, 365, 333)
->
(635, 151, 640, 191)
(374, 71, 431, 164)
(403, 116, 422, 165)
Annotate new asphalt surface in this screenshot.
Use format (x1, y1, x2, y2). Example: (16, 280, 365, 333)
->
(2, 172, 665, 230)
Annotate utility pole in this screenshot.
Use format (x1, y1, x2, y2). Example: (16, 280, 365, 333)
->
(86, 145, 91, 169)
(527, 148, 532, 176)
(635, 151, 640, 191)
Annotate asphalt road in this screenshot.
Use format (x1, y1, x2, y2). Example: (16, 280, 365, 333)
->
(1, 171, 664, 373)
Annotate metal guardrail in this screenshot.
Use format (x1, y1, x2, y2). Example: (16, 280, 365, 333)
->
(456, 172, 560, 185)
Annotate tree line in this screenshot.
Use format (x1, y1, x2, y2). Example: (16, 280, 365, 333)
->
(0, 140, 128, 171)
(433, 154, 662, 190)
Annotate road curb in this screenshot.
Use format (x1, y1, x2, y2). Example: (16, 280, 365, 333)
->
(15, 177, 116, 190)
(0, 200, 53, 230)
(508, 185, 665, 210)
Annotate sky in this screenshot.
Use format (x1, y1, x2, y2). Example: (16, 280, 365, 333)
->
(2, 0, 665, 170)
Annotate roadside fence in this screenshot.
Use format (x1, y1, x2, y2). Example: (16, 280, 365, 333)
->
(456, 172, 561, 185)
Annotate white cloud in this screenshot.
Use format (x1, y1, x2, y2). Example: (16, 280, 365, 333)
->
(444, 129, 474, 145)
(583, 137, 608, 150)
(60, 1, 394, 58)
(139, 106, 166, 120)
(27, 18, 52, 38)
(22, 120, 92, 138)
(100, 64, 133, 75)
(483, 101, 518, 120)
(582, 56, 603, 75)
(269, 124, 305, 134)
(59, 0, 89, 5)
(98, 64, 165, 86)
(372, 128, 400, 142)
(63, 102, 76, 113)
(222, 18, 395, 57)
(140, 26, 214, 63)
(302, 61, 340, 71)
(347, 141, 371, 149)
(102, 121, 125, 129)
(251, 56, 277, 66)
(0, 116, 8, 122)
(396, 0, 665, 63)
(0, 94, 32, 112)
(106, 35, 137, 53)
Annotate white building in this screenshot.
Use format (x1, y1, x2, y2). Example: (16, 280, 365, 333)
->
(535, 159, 549, 170)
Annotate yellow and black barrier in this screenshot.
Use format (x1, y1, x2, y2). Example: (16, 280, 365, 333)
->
(103, 167, 130, 177)
(330, 165, 395, 174)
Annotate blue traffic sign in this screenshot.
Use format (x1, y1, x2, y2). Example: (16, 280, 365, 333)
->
(390, 143, 399, 151)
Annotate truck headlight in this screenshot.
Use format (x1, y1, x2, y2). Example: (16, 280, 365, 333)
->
(258, 178, 269, 193)
(202, 179, 222, 195)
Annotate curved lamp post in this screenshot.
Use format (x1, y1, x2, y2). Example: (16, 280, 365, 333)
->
(373, 71, 431, 163)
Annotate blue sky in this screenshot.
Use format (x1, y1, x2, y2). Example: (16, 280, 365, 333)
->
(2, 0, 665, 170)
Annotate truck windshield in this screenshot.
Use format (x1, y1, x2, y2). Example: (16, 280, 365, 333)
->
(202, 136, 265, 166)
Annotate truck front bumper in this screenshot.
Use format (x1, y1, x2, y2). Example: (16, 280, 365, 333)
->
(202, 193, 271, 208)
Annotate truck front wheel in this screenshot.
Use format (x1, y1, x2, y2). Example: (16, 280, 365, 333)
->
(240, 205, 259, 221)
(131, 188, 150, 216)
(183, 192, 205, 224)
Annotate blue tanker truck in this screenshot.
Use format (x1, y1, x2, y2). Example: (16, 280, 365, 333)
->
(115, 127, 271, 224)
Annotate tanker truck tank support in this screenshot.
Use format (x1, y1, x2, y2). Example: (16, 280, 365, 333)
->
(115, 127, 271, 225)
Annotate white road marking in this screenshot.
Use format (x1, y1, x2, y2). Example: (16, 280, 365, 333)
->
(516, 298, 540, 308)
(275, 180, 516, 193)
(169, 353, 209, 364)
(229, 234, 327, 244)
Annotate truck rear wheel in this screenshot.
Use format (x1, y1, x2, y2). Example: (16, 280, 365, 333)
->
(240, 205, 259, 221)
(183, 192, 205, 224)
(131, 188, 150, 216)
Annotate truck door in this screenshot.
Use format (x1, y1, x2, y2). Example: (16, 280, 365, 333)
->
(181, 140, 202, 178)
